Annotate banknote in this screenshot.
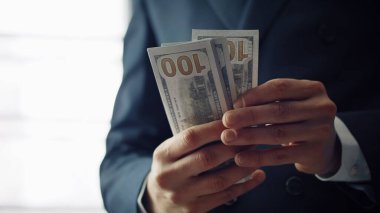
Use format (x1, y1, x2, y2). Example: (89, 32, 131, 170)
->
(147, 38, 230, 134)
(161, 38, 237, 104)
(192, 29, 259, 96)
(211, 38, 237, 104)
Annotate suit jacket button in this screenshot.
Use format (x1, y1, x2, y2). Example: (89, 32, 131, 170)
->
(286, 176, 304, 196)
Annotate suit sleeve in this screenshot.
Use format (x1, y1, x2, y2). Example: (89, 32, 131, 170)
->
(99, 0, 171, 212)
(332, 6, 380, 206)
(337, 109, 380, 204)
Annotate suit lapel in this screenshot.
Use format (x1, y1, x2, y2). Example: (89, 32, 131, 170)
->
(241, 0, 290, 40)
(206, 0, 248, 29)
(207, 0, 290, 40)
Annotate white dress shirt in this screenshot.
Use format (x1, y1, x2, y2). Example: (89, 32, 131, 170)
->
(316, 117, 371, 182)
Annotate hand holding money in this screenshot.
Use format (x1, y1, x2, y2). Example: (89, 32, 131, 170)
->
(146, 31, 263, 212)
(145, 121, 265, 213)
(147, 27, 340, 212)
(220, 79, 340, 177)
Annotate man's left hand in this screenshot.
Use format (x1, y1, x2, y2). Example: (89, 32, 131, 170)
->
(221, 78, 340, 176)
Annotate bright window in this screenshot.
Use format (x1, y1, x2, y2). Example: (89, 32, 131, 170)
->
(0, 0, 130, 211)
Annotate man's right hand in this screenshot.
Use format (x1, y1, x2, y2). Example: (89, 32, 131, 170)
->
(145, 120, 266, 213)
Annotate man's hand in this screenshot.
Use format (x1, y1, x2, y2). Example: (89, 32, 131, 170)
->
(221, 79, 340, 176)
(146, 120, 266, 213)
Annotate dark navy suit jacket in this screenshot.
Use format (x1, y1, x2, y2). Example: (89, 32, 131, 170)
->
(100, 0, 380, 212)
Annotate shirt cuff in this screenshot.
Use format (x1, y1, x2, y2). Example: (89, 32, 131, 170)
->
(317, 116, 371, 182)
(137, 175, 149, 213)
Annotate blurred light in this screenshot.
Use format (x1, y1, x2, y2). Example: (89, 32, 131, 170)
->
(0, 0, 127, 37)
(0, 0, 130, 211)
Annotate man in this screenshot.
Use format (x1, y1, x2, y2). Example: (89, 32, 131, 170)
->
(100, 0, 380, 212)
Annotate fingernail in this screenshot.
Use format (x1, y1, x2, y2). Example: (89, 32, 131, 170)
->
(233, 97, 245, 109)
(222, 129, 237, 143)
(234, 153, 246, 166)
(233, 101, 242, 109)
(252, 170, 266, 182)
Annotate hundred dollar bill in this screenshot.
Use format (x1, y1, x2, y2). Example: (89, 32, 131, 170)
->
(192, 29, 259, 97)
(161, 38, 237, 104)
(160, 41, 187, 47)
(147, 39, 230, 134)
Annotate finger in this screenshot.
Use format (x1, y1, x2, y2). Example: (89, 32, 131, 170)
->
(197, 170, 266, 212)
(169, 143, 243, 177)
(158, 120, 225, 161)
(233, 79, 326, 108)
(188, 165, 256, 197)
(223, 97, 336, 129)
(234, 144, 308, 168)
(221, 122, 321, 145)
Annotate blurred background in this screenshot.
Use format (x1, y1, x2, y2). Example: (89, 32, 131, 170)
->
(0, 0, 130, 212)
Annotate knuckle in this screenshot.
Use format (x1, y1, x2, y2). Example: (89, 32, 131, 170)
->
(153, 146, 166, 161)
(182, 128, 197, 148)
(248, 108, 256, 124)
(322, 101, 337, 116)
(196, 150, 215, 168)
(275, 102, 290, 119)
(152, 148, 162, 161)
(155, 171, 171, 189)
(168, 191, 182, 204)
(155, 174, 167, 189)
(310, 81, 326, 94)
(210, 175, 228, 191)
(271, 79, 290, 96)
(273, 126, 287, 143)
